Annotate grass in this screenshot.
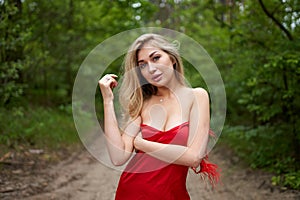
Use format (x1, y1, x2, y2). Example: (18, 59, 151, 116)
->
(0, 105, 80, 154)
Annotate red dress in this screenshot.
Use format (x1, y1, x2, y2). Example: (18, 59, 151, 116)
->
(115, 122, 190, 200)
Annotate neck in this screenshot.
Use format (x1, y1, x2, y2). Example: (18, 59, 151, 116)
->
(156, 79, 183, 98)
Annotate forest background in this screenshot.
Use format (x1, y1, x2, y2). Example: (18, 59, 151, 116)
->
(1, 0, 299, 190)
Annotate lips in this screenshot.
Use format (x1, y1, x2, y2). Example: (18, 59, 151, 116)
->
(152, 73, 162, 82)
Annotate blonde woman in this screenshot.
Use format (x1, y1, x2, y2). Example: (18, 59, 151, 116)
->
(99, 34, 219, 200)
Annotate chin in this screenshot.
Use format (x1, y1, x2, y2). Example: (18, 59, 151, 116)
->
(152, 82, 166, 88)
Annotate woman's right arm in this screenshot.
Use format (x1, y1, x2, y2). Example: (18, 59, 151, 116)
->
(104, 100, 141, 166)
(99, 74, 141, 166)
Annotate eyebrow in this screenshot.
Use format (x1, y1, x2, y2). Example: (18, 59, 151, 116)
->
(149, 50, 158, 58)
(137, 50, 158, 64)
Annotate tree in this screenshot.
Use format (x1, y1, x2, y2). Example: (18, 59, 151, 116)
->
(0, 0, 30, 106)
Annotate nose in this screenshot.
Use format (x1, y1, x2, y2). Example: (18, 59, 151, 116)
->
(148, 62, 156, 74)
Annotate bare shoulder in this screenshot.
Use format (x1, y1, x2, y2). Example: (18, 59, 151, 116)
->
(192, 88, 209, 103)
(192, 87, 209, 96)
(181, 87, 208, 95)
(177, 87, 208, 101)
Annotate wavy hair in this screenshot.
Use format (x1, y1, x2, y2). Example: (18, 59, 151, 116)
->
(119, 34, 185, 122)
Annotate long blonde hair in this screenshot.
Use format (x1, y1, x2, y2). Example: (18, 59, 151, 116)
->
(119, 34, 185, 121)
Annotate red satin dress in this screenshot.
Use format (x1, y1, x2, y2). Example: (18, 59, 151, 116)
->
(115, 121, 190, 200)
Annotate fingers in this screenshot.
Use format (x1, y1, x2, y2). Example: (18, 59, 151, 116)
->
(99, 74, 118, 89)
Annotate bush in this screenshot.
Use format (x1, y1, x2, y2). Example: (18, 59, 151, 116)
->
(0, 105, 79, 150)
(223, 125, 300, 190)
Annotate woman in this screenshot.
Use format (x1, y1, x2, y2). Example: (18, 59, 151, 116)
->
(99, 33, 219, 200)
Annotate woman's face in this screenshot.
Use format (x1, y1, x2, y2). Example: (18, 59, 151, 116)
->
(137, 45, 175, 87)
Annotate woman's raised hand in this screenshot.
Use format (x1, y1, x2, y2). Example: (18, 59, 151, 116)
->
(98, 74, 118, 103)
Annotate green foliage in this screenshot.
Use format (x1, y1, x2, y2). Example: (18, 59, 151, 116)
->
(222, 1, 299, 189)
(0, 0, 157, 106)
(223, 124, 300, 189)
(0, 106, 78, 149)
(272, 171, 300, 190)
(1, 0, 300, 190)
(219, 0, 300, 189)
(0, 60, 26, 105)
(283, 172, 300, 189)
(0, 1, 31, 106)
(238, 52, 300, 124)
(183, 59, 207, 89)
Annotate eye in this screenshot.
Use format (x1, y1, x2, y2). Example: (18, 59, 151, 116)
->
(139, 63, 147, 69)
(153, 56, 160, 62)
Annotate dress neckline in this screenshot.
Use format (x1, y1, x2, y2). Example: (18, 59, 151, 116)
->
(140, 121, 189, 133)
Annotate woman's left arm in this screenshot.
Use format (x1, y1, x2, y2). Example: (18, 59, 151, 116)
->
(134, 88, 210, 168)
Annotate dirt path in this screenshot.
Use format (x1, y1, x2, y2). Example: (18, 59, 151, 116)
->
(1, 145, 299, 200)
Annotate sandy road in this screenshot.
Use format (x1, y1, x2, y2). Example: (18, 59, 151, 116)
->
(19, 145, 299, 200)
